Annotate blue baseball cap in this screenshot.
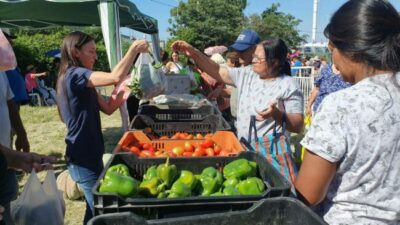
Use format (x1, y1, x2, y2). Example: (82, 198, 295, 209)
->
(230, 29, 261, 52)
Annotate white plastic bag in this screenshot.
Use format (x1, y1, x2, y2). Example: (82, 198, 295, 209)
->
(11, 169, 65, 225)
(152, 94, 207, 107)
(132, 53, 167, 99)
(0, 29, 17, 71)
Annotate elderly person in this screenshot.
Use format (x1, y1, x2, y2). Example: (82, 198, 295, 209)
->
(172, 32, 303, 140)
(295, 0, 400, 224)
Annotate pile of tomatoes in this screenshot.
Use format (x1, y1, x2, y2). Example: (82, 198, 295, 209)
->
(120, 132, 235, 158)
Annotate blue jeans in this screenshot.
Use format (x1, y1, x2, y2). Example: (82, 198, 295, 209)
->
(67, 162, 103, 225)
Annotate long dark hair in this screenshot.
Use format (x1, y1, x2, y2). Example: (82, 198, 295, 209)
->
(56, 31, 94, 121)
(324, 0, 400, 72)
(261, 39, 291, 76)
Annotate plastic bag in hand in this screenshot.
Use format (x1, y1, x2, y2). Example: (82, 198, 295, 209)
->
(11, 169, 65, 225)
(132, 53, 167, 99)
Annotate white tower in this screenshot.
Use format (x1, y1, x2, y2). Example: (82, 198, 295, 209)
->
(312, 0, 319, 43)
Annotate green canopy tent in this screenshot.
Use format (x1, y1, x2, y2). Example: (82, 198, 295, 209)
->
(0, 0, 161, 130)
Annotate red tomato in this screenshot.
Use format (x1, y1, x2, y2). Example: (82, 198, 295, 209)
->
(200, 139, 214, 148)
(183, 152, 193, 157)
(194, 147, 206, 156)
(171, 133, 180, 140)
(213, 145, 222, 155)
(142, 143, 152, 150)
(179, 133, 188, 139)
(205, 147, 215, 156)
(129, 146, 140, 156)
(172, 146, 185, 156)
(195, 133, 204, 139)
(184, 142, 194, 152)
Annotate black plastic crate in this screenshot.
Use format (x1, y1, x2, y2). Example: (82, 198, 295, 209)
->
(88, 197, 327, 225)
(138, 104, 220, 121)
(129, 114, 231, 136)
(92, 152, 290, 218)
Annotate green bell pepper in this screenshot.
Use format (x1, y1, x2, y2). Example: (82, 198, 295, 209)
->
(177, 170, 197, 190)
(199, 167, 223, 196)
(139, 177, 162, 197)
(237, 177, 265, 195)
(223, 186, 241, 196)
(167, 180, 191, 198)
(99, 171, 140, 197)
(222, 177, 239, 188)
(223, 159, 257, 180)
(143, 165, 158, 181)
(107, 163, 130, 177)
(157, 157, 178, 188)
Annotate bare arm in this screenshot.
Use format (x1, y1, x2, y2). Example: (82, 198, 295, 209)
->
(171, 41, 234, 86)
(31, 72, 47, 78)
(87, 40, 149, 87)
(164, 62, 173, 73)
(97, 77, 131, 115)
(97, 92, 124, 115)
(0, 144, 56, 173)
(7, 100, 29, 152)
(295, 150, 337, 206)
(306, 86, 319, 116)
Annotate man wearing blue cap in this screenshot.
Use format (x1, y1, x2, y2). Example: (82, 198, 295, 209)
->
(171, 30, 303, 141)
(230, 29, 261, 66)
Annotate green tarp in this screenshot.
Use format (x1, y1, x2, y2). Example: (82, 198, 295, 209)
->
(0, 0, 158, 34)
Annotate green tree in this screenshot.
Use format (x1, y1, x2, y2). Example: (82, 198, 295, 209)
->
(11, 27, 110, 75)
(245, 3, 307, 50)
(168, 0, 246, 50)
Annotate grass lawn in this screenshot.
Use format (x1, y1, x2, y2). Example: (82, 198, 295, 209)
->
(18, 104, 124, 225)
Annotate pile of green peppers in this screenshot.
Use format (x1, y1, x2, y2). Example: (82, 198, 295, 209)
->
(99, 158, 265, 198)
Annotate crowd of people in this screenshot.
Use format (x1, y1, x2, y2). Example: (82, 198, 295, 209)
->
(1, 0, 400, 224)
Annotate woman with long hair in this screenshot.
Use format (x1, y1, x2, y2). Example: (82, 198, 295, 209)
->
(57, 31, 148, 224)
(171, 38, 303, 141)
(295, 0, 400, 224)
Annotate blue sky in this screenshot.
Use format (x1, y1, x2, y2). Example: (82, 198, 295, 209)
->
(129, 0, 400, 43)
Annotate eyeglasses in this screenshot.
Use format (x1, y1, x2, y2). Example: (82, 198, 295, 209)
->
(252, 54, 266, 63)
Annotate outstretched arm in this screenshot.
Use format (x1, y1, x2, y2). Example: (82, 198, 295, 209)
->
(87, 40, 149, 87)
(171, 41, 234, 86)
(0, 144, 56, 173)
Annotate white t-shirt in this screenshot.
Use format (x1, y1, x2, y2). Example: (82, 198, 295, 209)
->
(228, 66, 304, 140)
(301, 73, 400, 225)
(0, 72, 14, 148)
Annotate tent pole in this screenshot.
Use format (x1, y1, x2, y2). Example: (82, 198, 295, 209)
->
(99, 0, 129, 131)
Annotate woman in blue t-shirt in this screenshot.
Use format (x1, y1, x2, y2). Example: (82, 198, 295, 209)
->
(306, 63, 351, 116)
(56, 31, 148, 224)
